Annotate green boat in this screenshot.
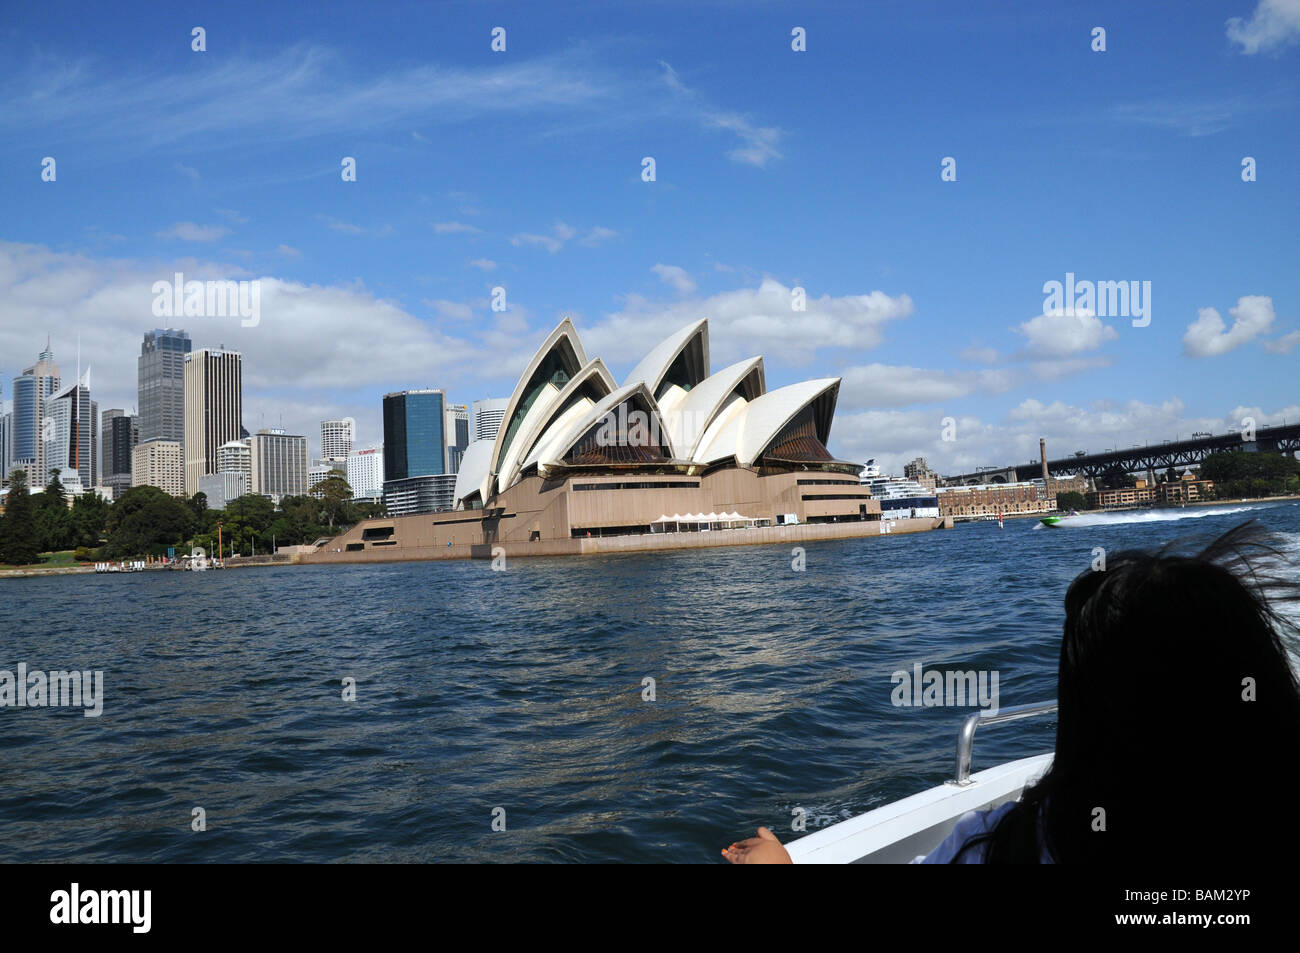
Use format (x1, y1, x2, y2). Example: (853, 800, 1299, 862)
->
(1040, 510, 1078, 528)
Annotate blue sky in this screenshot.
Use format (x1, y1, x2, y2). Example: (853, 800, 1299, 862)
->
(1, 0, 1296, 472)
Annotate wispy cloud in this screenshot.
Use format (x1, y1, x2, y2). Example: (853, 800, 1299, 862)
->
(651, 263, 697, 295)
(156, 222, 229, 242)
(657, 61, 784, 167)
(1108, 97, 1247, 137)
(510, 221, 612, 253)
(315, 215, 393, 237)
(0, 45, 616, 154)
(433, 221, 482, 235)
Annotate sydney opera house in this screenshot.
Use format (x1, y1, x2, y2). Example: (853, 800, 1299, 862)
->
(307, 318, 945, 563)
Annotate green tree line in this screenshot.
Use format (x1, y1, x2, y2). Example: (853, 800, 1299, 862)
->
(1199, 449, 1300, 499)
(0, 468, 382, 566)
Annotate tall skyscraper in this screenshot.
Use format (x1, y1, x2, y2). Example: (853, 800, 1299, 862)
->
(0, 399, 10, 485)
(249, 428, 308, 499)
(383, 389, 452, 514)
(321, 418, 354, 462)
(44, 367, 97, 491)
(101, 409, 139, 498)
(471, 397, 508, 444)
(383, 389, 445, 481)
(183, 347, 243, 497)
(138, 329, 191, 448)
(16, 342, 60, 487)
(0, 382, 10, 484)
(445, 403, 469, 474)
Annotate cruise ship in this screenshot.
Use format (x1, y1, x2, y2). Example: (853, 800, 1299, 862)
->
(859, 461, 941, 520)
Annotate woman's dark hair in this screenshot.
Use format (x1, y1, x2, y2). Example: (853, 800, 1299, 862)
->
(956, 519, 1300, 863)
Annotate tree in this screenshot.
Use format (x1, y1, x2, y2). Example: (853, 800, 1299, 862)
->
(1056, 491, 1088, 512)
(33, 470, 73, 552)
(315, 474, 354, 529)
(104, 489, 197, 557)
(70, 492, 110, 549)
(1098, 466, 1136, 490)
(0, 469, 41, 565)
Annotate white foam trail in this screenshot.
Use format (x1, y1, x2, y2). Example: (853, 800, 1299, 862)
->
(1048, 504, 1265, 528)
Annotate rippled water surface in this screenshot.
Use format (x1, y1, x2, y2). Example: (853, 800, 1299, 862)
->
(4, 501, 1298, 862)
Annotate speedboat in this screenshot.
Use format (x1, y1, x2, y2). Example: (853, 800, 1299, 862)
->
(786, 700, 1055, 863)
(1039, 510, 1078, 528)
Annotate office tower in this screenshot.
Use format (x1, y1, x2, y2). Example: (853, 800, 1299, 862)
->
(445, 402, 469, 474)
(15, 342, 61, 487)
(321, 418, 354, 462)
(183, 347, 242, 497)
(383, 390, 445, 481)
(201, 437, 252, 509)
(132, 439, 185, 498)
(43, 367, 97, 492)
(346, 446, 384, 503)
(249, 429, 308, 499)
(471, 397, 508, 444)
(0, 386, 10, 484)
(101, 409, 139, 499)
(138, 329, 191, 447)
(216, 438, 252, 481)
(383, 389, 452, 514)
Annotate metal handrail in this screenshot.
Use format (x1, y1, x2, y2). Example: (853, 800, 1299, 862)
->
(951, 700, 1058, 786)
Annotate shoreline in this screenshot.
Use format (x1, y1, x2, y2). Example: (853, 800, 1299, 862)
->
(4, 495, 1294, 579)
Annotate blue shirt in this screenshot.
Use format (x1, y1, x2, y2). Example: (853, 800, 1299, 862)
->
(914, 802, 1054, 863)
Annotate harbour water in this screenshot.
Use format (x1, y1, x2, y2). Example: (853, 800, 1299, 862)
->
(3, 501, 1298, 862)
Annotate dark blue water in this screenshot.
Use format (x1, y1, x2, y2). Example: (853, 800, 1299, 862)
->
(3, 501, 1298, 862)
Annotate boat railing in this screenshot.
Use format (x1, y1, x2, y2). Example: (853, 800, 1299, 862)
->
(951, 700, 1057, 786)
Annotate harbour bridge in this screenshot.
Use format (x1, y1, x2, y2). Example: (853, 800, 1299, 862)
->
(944, 422, 1300, 485)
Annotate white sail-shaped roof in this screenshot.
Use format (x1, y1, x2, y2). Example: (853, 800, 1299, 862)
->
(693, 378, 840, 467)
(534, 382, 669, 477)
(503, 359, 618, 490)
(665, 356, 765, 459)
(622, 319, 709, 402)
(453, 438, 496, 507)
(488, 318, 587, 495)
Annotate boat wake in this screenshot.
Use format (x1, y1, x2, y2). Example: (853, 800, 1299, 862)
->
(1032, 504, 1266, 529)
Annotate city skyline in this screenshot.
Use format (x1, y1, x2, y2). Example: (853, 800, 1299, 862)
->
(1, 0, 1297, 478)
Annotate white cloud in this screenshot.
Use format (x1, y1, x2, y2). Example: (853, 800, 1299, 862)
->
(315, 215, 393, 237)
(276, 244, 302, 258)
(1227, 0, 1300, 53)
(580, 226, 619, 246)
(1, 47, 618, 155)
(657, 61, 783, 167)
(1264, 329, 1300, 354)
(1183, 295, 1275, 357)
(0, 241, 489, 458)
(467, 258, 497, 272)
(433, 221, 482, 235)
(650, 264, 697, 295)
(839, 364, 1013, 409)
(581, 278, 914, 370)
(959, 344, 1000, 364)
(156, 222, 229, 242)
(1015, 309, 1118, 358)
(424, 299, 473, 320)
(174, 163, 200, 181)
(510, 221, 611, 254)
